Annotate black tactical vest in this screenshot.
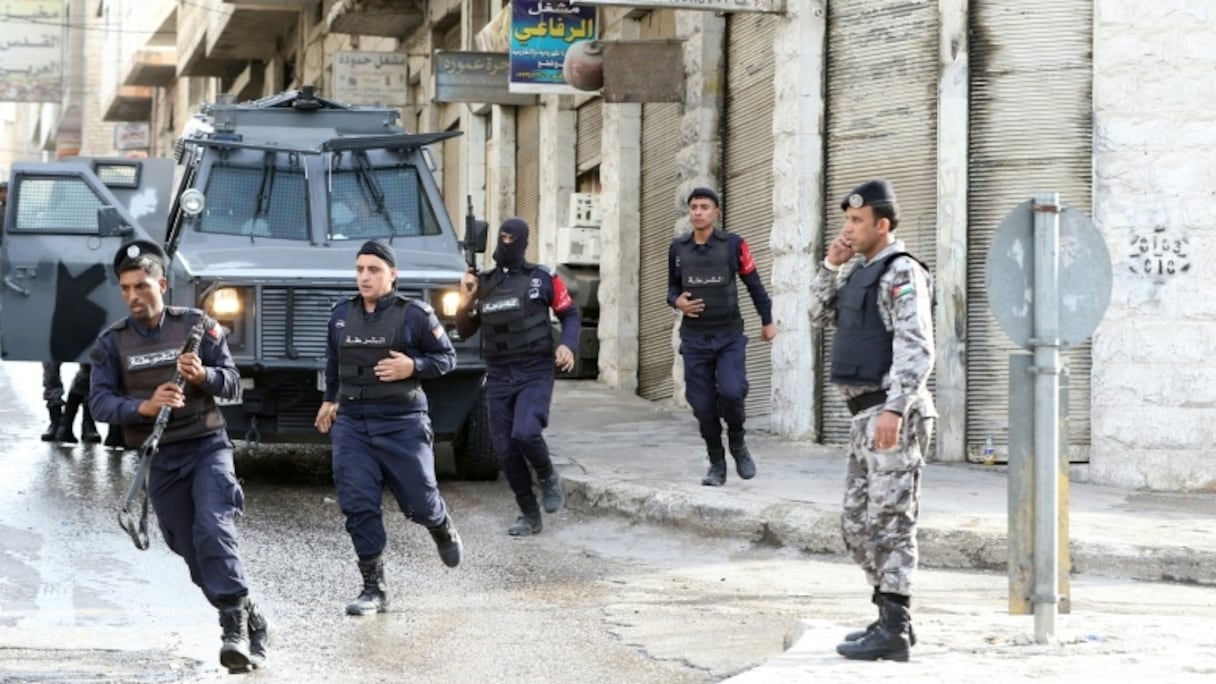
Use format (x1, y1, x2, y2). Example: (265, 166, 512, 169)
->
(830, 253, 922, 386)
(677, 231, 742, 332)
(338, 294, 421, 403)
(113, 307, 225, 446)
(478, 265, 554, 362)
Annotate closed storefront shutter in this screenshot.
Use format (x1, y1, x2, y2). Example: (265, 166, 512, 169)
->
(819, 1, 939, 444)
(515, 105, 541, 263)
(576, 98, 602, 172)
(722, 12, 779, 420)
(637, 102, 682, 401)
(968, 2, 1093, 460)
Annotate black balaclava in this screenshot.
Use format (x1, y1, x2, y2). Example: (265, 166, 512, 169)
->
(492, 217, 529, 269)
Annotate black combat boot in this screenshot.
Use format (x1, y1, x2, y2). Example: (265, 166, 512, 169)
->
(836, 594, 913, 662)
(246, 599, 271, 667)
(217, 597, 253, 673)
(40, 405, 62, 442)
(79, 405, 101, 443)
(538, 468, 566, 513)
(104, 424, 126, 450)
(844, 587, 916, 646)
(727, 429, 756, 480)
(428, 514, 463, 568)
(53, 393, 82, 444)
(701, 448, 727, 486)
(346, 556, 389, 616)
(508, 494, 543, 536)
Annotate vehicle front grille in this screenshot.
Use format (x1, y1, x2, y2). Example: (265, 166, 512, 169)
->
(259, 287, 423, 361)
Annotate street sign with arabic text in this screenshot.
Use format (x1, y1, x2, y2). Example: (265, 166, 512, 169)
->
(571, 0, 786, 13)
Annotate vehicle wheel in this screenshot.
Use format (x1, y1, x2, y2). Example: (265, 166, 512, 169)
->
(454, 384, 498, 481)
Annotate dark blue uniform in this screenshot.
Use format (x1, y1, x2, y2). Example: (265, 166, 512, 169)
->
(667, 230, 773, 450)
(456, 263, 579, 524)
(89, 308, 247, 607)
(324, 294, 457, 560)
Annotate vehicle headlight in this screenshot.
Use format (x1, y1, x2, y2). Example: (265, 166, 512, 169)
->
(439, 290, 461, 318)
(207, 287, 243, 317)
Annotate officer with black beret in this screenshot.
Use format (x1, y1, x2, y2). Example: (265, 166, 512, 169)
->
(315, 239, 463, 616)
(89, 239, 271, 673)
(810, 179, 936, 662)
(668, 187, 777, 486)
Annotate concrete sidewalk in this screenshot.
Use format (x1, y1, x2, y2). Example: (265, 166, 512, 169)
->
(546, 380, 1216, 587)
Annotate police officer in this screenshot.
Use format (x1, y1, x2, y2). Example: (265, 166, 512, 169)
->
(88, 240, 270, 673)
(455, 218, 579, 536)
(41, 363, 101, 443)
(314, 240, 463, 617)
(668, 187, 777, 486)
(809, 180, 935, 662)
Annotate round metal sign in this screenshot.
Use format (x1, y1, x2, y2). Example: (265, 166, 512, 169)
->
(985, 199, 1112, 350)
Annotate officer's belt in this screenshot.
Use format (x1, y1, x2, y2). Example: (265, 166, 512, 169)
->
(847, 390, 887, 416)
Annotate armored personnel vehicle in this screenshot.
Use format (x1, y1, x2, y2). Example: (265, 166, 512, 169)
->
(0, 87, 496, 480)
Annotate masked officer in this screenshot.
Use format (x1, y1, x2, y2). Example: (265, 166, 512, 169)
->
(455, 218, 579, 536)
(314, 240, 463, 617)
(668, 187, 777, 486)
(88, 240, 270, 673)
(809, 180, 936, 662)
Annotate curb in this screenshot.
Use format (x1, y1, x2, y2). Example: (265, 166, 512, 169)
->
(563, 475, 1216, 586)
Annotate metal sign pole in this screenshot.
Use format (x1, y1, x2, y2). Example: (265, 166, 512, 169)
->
(1031, 192, 1062, 642)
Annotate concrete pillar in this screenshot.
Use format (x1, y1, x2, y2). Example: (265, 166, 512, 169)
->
(598, 101, 642, 390)
(768, 1, 826, 440)
(935, 0, 969, 461)
(537, 96, 576, 267)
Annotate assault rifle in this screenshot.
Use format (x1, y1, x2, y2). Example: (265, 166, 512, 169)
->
(463, 194, 488, 282)
(117, 320, 206, 550)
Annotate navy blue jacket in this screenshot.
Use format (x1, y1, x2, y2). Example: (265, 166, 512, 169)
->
(667, 230, 773, 332)
(323, 293, 456, 415)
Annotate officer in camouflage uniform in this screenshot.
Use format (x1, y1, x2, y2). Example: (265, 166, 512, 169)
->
(809, 180, 935, 662)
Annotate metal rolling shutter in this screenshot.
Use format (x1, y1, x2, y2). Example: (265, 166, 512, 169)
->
(637, 102, 682, 400)
(515, 105, 541, 263)
(968, 2, 1093, 460)
(723, 12, 779, 420)
(576, 98, 602, 172)
(819, 1, 939, 443)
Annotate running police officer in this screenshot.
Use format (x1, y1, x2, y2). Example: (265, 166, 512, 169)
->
(668, 187, 777, 486)
(88, 240, 270, 673)
(455, 218, 579, 536)
(314, 240, 463, 617)
(809, 180, 936, 662)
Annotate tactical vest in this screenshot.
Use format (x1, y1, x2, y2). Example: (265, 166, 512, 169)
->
(338, 294, 421, 403)
(830, 252, 923, 386)
(113, 307, 225, 446)
(678, 231, 742, 332)
(478, 265, 554, 362)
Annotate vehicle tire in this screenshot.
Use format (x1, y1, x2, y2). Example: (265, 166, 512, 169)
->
(454, 385, 498, 481)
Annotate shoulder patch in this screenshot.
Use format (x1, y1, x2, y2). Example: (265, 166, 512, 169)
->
(407, 298, 434, 315)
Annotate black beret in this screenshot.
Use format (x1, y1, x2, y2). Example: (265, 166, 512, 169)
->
(113, 240, 167, 277)
(840, 179, 897, 211)
(687, 186, 720, 207)
(357, 239, 396, 267)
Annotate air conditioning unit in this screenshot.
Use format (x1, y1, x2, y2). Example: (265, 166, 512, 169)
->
(558, 193, 602, 266)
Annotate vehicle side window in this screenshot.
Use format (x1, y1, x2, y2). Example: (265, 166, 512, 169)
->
(13, 177, 104, 233)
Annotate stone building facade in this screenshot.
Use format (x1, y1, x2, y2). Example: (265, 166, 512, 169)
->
(10, 0, 1209, 491)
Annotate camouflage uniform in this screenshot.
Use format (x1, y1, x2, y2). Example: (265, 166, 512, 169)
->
(809, 240, 936, 597)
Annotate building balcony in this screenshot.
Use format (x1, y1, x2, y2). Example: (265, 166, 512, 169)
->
(327, 0, 426, 38)
(102, 85, 154, 123)
(123, 47, 178, 87)
(179, 0, 297, 77)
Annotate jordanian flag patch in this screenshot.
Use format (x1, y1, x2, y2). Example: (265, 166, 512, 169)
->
(892, 283, 915, 299)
